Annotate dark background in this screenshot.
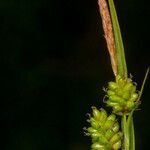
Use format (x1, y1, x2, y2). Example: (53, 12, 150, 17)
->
(1, 0, 150, 150)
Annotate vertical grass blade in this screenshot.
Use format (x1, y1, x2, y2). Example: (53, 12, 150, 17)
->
(107, 1, 129, 149)
(108, 0, 127, 78)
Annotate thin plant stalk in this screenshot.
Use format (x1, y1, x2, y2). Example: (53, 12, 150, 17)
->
(122, 115, 129, 150)
(106, 0, 131, 149)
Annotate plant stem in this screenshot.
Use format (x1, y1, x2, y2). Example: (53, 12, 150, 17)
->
(137, 67, 150, 102)
(130, 117, 135, 150)
(122, 115, 129, 150)
(127, 68, 150, 150)
(127, 112, 135, 150)
(107, 0, 135, 149)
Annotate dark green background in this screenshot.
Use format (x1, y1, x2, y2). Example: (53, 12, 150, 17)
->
(1, 0, 150, 150)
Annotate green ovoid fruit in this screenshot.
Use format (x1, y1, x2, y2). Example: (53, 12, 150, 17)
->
(85, 107, 122, 150)
(106, 75, 139, 115)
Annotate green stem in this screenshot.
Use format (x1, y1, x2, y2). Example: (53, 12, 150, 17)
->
(122, 115, 129, 150)
(130, 117, 135, 150)
(107, 0, 132, 149)
(127, 112, 135, 150)
(106, 1, 149, 150)
(137, 67, 150, 102)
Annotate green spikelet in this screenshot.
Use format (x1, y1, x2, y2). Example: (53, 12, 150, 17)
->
(85, 107, 122, 150)
(106, 75, 139, 115)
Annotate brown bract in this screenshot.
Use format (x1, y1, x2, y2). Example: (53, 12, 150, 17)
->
(98, 0, 117, 76)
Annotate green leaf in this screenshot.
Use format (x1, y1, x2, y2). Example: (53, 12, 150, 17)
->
(108, 0, 127, 78)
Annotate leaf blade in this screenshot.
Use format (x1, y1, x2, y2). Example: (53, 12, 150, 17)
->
(108, 0, 127, 78)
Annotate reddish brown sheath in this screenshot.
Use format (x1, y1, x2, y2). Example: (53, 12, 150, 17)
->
(98, 0, 117, 76)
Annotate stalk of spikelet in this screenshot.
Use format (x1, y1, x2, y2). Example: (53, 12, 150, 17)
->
(85, 107, 123, 150)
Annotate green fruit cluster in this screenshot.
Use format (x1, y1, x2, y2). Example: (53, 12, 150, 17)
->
(86, 107, 122, 150)
(106, 75, 139, 115)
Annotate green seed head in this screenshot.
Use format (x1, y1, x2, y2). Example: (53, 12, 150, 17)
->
(85, 107, 122, 150)
(106, 75, 139, 115)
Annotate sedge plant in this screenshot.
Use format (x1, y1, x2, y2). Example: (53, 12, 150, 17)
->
(84, 0, 149, 150)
